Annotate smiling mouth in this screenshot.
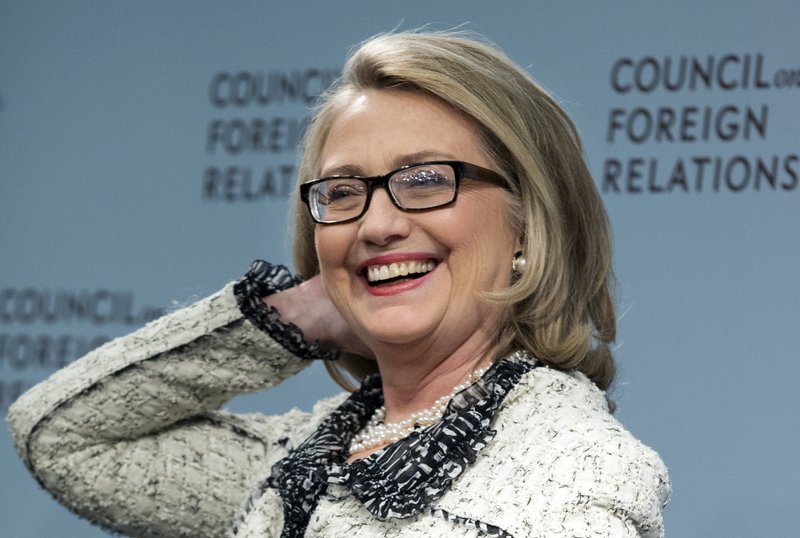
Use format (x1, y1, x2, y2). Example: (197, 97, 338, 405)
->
(364, 259, 437, 286)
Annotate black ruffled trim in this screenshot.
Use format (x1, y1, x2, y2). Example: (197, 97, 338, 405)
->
(431, 508, 514, 537)
(268, 374, 383, 537)
(267, 351, 537, 537)
(233, 260, 339, 362)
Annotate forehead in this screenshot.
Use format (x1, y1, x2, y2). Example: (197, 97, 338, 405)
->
(319, 88, 491, 176)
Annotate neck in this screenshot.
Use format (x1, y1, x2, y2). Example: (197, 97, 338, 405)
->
(372, 329, 496, 423)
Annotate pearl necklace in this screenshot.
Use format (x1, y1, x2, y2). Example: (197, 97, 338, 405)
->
(348, 366, 489, 455)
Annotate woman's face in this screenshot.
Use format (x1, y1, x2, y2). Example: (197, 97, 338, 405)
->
(315, 89, 519, 357)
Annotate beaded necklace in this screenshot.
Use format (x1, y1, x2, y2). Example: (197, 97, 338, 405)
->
(348, 365, 489, 454)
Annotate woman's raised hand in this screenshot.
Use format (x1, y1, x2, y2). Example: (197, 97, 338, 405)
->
(262, 274, 373, 359)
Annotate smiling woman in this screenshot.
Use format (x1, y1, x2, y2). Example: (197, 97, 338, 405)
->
(311, 89, 520, 391)
(8, 31, 670, 538)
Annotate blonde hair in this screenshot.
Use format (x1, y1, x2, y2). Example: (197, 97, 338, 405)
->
(292, 31, 616, 392)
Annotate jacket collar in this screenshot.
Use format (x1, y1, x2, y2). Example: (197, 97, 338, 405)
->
(268, 352, 537, 537)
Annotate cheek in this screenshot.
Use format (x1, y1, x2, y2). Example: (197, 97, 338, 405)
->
(448, 195, 516, 261)
(313, 233, 342, 310)
(313, 227, 352, 301)
(313, 229, 326, 268)
(454, 222, 516, 289)
(313, 226, 342, 274)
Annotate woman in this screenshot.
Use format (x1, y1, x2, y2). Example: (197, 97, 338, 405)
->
(8, 32, 670, 537)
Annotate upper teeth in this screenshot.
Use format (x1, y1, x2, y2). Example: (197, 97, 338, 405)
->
(366, 260, 436, 283)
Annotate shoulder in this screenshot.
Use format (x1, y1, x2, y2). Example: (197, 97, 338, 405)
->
(444, 366, 671, 536)
(499, 366, 650, 451)
(512, 367, 669, 525)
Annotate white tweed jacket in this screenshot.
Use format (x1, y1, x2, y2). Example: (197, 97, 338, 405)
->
(7, 283, 670, 537)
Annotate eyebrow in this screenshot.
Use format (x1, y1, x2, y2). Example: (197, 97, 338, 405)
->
(319, 150, 459, 178)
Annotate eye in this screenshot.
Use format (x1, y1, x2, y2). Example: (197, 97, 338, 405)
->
(408, 168, 451, 186)
(321, 179, 366, 205)
(389, 165, 457, 207)
(394, 165, 455, 189)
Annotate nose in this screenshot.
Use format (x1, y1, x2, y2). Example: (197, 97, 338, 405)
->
(357, 188, 412, 246)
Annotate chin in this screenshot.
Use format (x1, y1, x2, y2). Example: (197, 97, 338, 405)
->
(357, 316, 435, 348)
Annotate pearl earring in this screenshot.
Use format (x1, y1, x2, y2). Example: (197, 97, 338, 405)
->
(512, 251, 527, 274)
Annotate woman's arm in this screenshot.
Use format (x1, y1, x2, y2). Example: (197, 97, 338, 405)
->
(6, 280, 339, 538)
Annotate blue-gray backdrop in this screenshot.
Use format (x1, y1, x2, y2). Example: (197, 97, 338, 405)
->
(2, 1, 798, 536)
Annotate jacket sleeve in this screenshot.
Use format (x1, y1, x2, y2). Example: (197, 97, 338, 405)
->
(553, 440, 671, 537)
(531, 372, 672, 537)
(535, 385, 671, 537)
(6, 282, 330, 538)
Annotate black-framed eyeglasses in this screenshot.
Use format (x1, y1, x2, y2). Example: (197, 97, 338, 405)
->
(299, 160, 509, 224)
